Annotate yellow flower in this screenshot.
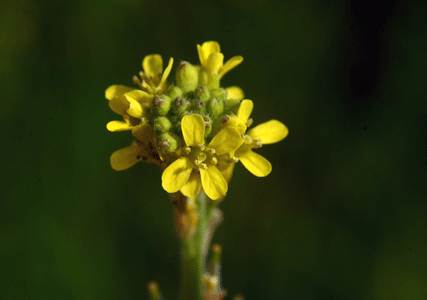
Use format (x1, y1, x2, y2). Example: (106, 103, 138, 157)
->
(161, 114, 243, 200)
(197, 41, 243, 79)
(231, 100, 289, 177)
(110, 123, 161, 170)
(105, 86, 153, 132)
(133, 54, 174, 95)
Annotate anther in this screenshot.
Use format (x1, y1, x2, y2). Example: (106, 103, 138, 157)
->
(233, 157, 239, 163)
(132, 75, 141, 85)
(246, 118, 253, 127)
(138, 71, 144, 78)
(197, 144, 205, 151)
(203, 274, 218, 292)
(207, 148, 216, 155)
(200, 163, 207, 170)
(198, 153, 207, 162)
(183, 146, 191, 155)
(243, 135, 252, 144)
(210, 157, 218, 165)
(254, 138, 262, 148)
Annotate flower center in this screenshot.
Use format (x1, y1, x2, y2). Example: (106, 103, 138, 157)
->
(183, 144, 218, 170)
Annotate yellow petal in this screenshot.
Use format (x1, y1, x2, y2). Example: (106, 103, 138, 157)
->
(208, 127, 243, 156)
(158, 57, 174, 89)
(237, 150, 272, 177)
(109, 96, 129, 116)
(106, 120, 133, 132)
(110, 143, 140, 171)
(105, 85, 135, 100)
(237, 99, 253, 124)
(219, 56, 243, 79)
(224, 116, 246, 135)
(226, 86, 244, 100)
(161, 157, 193, 193)
(143, 54, 163, 82)
(206, 52, 224, 74)
(180, 173, 202, 200)
(200, 165, 227, 200)
(182, 114, 205, 146)
(247, 120, 289, 144)
(198, 41, 221, 66)
(123, 90, 153, 108)
(126, 98, 143, 118)
(132, 123, 155, 144)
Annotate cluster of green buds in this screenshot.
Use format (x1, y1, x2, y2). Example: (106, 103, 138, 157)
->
(150, 61, 241, 155)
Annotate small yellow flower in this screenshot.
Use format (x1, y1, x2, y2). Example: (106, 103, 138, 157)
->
(231, 100, 289, 177)
(161, 114, 243, 200)
(105, 87, 153, 132)
(197, 41, 243, 79)
(133, 54, 174, 95)
(110, 123, 161, 170)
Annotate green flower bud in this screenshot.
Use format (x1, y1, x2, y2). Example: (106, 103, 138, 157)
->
(153, 116, 172, 133)
(198, 69, 208, 87)
(167, 86, 183, 99)
(171, 97, 189, 115)
(210, 88, 227, 101)
(223, 99, 241, 115)
(176, 61, 198, 93)
(207, 97, 224, 117)
(195, 86, 210, 102)
(157, 132, 180, 153)
(151, 95, 172, 116)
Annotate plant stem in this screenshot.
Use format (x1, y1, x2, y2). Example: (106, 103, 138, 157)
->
(179, 191, 207, 300)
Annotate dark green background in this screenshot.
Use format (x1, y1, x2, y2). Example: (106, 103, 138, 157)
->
(1, 0, 426, 299)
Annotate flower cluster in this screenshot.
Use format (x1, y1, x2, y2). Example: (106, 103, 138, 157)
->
(106, 41, 288, 200)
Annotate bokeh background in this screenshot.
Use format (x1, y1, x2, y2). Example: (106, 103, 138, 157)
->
(1, 0, 426, 299)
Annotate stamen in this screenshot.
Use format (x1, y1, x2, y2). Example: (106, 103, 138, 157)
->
(200, 163, 207, 170)
(197, 144, 205, 151)
(254, 138, 262, 148)
(233, 157, 239, 163)
(138, 71, 144, 78)
(207, 148, 216, 155)
(243, 135, 252, 144)
(132, 75, 141, 85)
(183, 146, 191, 155)
(246, 118, 253, 127)
(198, 153, 207, 162)
(210, 157, 218, 165)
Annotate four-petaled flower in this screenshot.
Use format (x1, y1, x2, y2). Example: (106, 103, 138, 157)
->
(227, 99, 289, 177)
(161, 114, 243, 200)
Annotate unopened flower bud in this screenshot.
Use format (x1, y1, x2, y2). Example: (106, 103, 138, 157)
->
(223, 99, 241, 115)
(157, 132, 180, 153)
(195, 86, 210, 102)
(166, 86, 183, 99)
(171, 97, 189, 115)
(176, 61, 198, 93)
(153, 116, 172, 133)
(210, 88, 227, 101)
(208, 97, 224, 117)
(152, 95, 172, 116)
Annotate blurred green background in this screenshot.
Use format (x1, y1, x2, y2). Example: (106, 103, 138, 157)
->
(1, 0, 427, 299)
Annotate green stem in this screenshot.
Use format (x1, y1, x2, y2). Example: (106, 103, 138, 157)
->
(179, 191, 207, 300)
